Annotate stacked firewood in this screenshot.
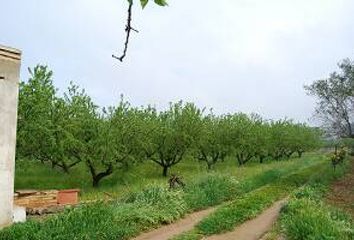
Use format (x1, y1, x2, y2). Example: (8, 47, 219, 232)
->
(14, 190, 58, 208)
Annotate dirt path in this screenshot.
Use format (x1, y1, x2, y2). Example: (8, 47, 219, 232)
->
(206, 199, 287, 240)
(132, 207, 216, 240)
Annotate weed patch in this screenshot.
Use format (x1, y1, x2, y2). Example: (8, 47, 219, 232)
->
(281, 189, 354, 240)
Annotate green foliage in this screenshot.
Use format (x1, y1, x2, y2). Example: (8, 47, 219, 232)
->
(196, 185, 287, 235)
(190, 160, 329, 237)
(17, 65, 322, 188)
(268, 120, 321, 160)
(17, 67, 82, 173)
(78, 96, 143, 187)
(0, 185, 185, 240)
(172, 231, 200, 240)
(125, 185, 187, 223)
(141, 101, 203, 176)
(340, 138, 354, 155)
(291, 185, 326, 201)
(3, 155, 328, 239)
(281, 195, 354, 240)
(278, 161, 353, 240)
(196, 114, 232, 169)
(135, 0, 168, 9)
(330, 146, 347, 171)
(183, 174, 239, 210)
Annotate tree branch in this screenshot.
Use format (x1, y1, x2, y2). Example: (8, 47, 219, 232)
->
(112, 1, 137, 62)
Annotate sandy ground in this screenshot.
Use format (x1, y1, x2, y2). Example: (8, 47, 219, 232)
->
(132, 207, 216, 240)
(206, 199, 287, 240)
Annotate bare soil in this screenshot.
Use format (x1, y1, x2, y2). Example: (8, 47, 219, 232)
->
(206, 199, 287, 240)
(326, 158, 354, 216)
(132, 207, 216, 240)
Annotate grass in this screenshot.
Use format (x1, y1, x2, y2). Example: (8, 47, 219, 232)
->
(196, 185, 287, 235)
(280, 185, 354, 240)
(15, 153, 320, 200)
(2, 154, 325, 240)
(278, 158, 354, 240)
(1, 188, 188, 240)
(172, 156, 350, 240)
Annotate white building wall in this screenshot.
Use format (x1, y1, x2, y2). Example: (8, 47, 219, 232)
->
(0, 45, 21, 228)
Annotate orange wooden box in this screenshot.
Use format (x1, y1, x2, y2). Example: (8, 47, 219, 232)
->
(57, 189, 80, 205)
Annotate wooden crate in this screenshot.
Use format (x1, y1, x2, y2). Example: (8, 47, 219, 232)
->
(57, 189, 80, 205)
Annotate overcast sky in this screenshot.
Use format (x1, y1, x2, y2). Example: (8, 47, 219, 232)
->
(1, 0, 354, 123)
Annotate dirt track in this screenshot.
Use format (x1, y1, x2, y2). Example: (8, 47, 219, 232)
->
(132, 207, 216, 240)
(132, 199, 286, 240)
(205, 199, 287, 240)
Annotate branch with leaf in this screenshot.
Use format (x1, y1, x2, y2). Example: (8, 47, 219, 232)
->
(113, 0, 168, 62)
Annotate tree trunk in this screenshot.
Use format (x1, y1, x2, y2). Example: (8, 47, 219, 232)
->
(87, 161, 113, 188)
(92, 177, 100, 188)
(51, 161, 57, 169)
(61, 163, 70, 174)
(92, 170, 113, 188)
(162, 165, 169, 177)
(207, 162, 212, 170)
(237, 157, 243, 166)
(297, 151, 303, 158)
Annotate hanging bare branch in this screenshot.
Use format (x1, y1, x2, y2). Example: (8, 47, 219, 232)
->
(112, 1, 138, 62)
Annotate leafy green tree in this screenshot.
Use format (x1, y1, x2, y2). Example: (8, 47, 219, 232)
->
(71, 93, 141, 187)
(17, 65, 56, 161)
(305, 59, 354, 138)
(196, 114, 232, 170)
(229, 113, 257, 166)
(141, 102, 203, 176)
(268, 120, 294, 160)
(290, 124, 322, 158)
(252, 116, 272, 163)
(17, 66, 82, 173)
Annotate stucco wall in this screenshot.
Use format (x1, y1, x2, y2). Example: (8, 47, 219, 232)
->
(0, 45, 21, 228)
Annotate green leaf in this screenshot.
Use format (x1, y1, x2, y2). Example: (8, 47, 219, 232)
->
(154, 0, 168, 6)
(140, 0, 149, 8)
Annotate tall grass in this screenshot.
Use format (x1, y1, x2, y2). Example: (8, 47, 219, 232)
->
(194, 162, 325, 236)
(2, 154, 325, 240)
(0, 185, 187, 240)
(281, 186, 354, 240)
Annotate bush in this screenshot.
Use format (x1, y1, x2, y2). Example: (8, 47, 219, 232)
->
(341, 138, 354, 156)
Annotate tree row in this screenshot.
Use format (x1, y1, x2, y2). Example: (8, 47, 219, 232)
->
(17, 66, 321, 187)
